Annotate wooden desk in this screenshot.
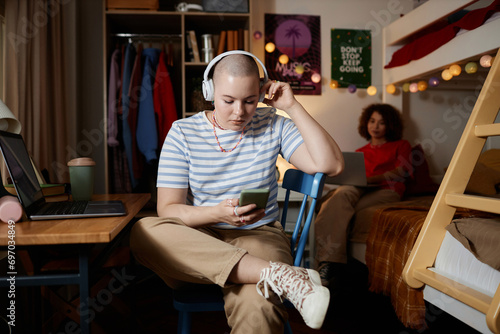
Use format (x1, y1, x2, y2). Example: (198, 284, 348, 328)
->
(0, 193, 151, 334)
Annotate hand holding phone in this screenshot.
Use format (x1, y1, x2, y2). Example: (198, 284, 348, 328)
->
(239, 189, 270, 210)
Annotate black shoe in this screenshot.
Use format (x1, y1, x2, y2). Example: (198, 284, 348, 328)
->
(317, 262, 335, 287)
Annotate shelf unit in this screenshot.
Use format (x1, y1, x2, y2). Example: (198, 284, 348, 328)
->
(102, 4, 252, 192)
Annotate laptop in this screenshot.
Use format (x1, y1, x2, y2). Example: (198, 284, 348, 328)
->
(325, 152, 373, 187)
(0, 130, 127, 220)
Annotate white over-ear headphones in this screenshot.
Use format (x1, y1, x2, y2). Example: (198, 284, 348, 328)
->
(202, 50, 269, 102)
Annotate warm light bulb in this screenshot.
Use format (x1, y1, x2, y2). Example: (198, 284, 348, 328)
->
(465, 62, 478, 74)
(417, 80, 428, 91)
(449, 64, 461, 76)
(402, 83, 410, 92)
(386, 84, 396, 94)
(480, 55, 492, 67)
(409, 83, 418, 93)
(295, 65, 304, 75)
(367, 86, 377, 96)
(278, 54, 289, 64)
(253, 31, 263, 40)
(428, 77, 440, 87)
(265, 42, 276, 53)
(441, 69, 453, 81)
(329, 79, 339, 89)
(311, 73, 322, 83)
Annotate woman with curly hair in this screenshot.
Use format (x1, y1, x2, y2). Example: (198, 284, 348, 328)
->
(314, 103, 412, 288)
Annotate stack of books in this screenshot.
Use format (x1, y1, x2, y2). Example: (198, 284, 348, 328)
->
(5, 183, 70, 202)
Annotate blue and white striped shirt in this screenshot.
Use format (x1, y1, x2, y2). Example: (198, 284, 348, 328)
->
(157, 107, 303, 229)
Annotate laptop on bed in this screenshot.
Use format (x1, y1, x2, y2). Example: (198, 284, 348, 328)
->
(0, 130, 127, 220)
(325, 152, 374, 187)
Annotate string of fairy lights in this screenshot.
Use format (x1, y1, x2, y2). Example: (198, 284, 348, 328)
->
(256, 30, 495, 96)
(385, 54, 495, 94)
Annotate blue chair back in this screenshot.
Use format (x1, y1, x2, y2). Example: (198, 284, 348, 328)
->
(172, 170, 326, 334)
(280, 169, 326, 267)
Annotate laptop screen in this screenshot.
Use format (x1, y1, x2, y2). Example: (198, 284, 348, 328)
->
(0, 130, 45, 211)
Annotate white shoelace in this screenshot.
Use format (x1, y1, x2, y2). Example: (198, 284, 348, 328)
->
(256, 262, 312, 310)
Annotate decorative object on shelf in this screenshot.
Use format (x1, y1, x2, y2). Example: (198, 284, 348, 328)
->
(175, 2, 203, 12)
(331, 28, 372, 89)
(465, 62, 478, 74)
(265, 14, 321, 95)
(107, 0, 159, 10)
(203, 0, 249, 13)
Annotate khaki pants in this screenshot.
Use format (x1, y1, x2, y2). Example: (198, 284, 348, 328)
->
(314, 186, 401, 264)
(130, 217, 293, 334)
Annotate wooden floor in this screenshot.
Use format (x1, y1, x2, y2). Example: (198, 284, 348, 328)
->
(7, 258, 480, 334)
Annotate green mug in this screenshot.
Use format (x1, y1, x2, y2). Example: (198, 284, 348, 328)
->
(67, 157, 95, 201)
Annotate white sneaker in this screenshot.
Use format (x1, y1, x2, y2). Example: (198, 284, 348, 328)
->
(256, 261, 330, 329)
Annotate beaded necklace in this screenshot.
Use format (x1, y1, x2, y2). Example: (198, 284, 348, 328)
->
(211, 110, 245, 153)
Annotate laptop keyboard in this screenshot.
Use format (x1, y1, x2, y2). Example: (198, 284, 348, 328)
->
(41, 201, 89, 215)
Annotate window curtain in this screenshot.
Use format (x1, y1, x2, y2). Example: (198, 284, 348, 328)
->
(4, 0, 77, 183)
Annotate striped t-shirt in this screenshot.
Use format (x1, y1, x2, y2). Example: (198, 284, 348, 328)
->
(157, 107, 304, 229)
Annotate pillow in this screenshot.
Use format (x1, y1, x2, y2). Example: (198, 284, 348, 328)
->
(404, 144, 440, 196)
(478, 149, 500, 173)
(465, 162, 500, 196)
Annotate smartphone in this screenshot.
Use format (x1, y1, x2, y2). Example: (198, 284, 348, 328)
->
(239, 189, 270, 209)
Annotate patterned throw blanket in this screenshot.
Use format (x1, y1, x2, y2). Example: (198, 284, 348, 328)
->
(365, 204, 494, 330)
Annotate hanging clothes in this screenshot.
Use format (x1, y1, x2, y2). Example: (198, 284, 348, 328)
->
(121, 43, 139, 189)
(107, 48, 121, 147)
(136, 48, 161, 164)
(108, 45, 132, 194)
(153, 50, 178, 146)
(127, 43, 145, 181)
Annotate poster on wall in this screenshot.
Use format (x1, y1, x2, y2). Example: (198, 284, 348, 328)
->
(265, 14, 321, 95)
(331, 28, 371, 88)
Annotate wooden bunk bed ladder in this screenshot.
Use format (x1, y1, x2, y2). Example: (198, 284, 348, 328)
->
(403, 47, 500, 334)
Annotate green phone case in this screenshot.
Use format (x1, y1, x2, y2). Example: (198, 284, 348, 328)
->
(239, 189, 270, 209)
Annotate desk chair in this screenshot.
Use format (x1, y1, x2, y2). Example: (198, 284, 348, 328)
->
(172, 169, 326, 334)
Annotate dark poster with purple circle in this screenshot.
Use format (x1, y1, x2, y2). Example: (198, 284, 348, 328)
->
(265, 14, 321, 95)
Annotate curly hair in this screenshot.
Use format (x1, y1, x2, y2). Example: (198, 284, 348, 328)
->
(357, 103, 404, 142)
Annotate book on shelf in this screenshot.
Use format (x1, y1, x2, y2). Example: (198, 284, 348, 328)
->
(227, 30, 234, 51)
(186, 33, 194, 61)
(188, 30, 201, 62)
(244, 29, 249, 51)
(238, 28, 244, 50)
(5, 183, 68, 197)
(217, 30, 227, 55)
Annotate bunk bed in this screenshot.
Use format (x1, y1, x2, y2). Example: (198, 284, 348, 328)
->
(365, 1, 500, 332)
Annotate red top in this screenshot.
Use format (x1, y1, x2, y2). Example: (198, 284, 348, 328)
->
(356, 140, 412, 197)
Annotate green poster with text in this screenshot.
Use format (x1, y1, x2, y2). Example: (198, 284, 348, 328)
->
(331, 29, 371, 88)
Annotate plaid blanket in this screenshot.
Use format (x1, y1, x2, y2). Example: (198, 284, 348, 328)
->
(366, 205, 429, 330)
(365, 204, 494, 330)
